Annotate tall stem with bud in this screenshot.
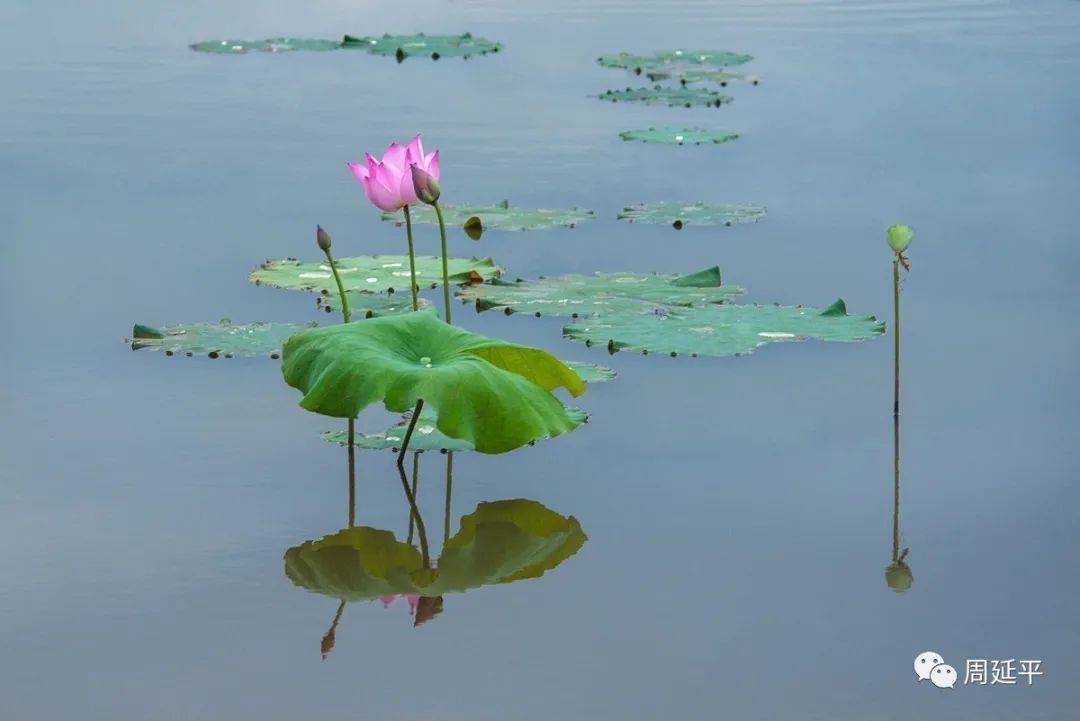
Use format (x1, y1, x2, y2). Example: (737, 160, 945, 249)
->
(411, 164, 452, 323)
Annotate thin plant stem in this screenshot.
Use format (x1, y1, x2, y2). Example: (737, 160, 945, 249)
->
(407, 451, 421, 544)
(893, 257, 900, 418)
(433, 201, 452, 323)
(396, 454, 430, 566)
(321, 600, 346, 660)
(323, 245, 356, 520)
(443, 452, 454, 545)
(403, 205, 420, 311)
(322, 248, 352, 324)
(892, 412, 901, 563)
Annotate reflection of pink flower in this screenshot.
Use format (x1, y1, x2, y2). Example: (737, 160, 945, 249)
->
(347, 135, 440, 212)
(380, 594, 420, 614)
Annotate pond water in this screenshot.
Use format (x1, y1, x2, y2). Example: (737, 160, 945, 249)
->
(2, 1, 1078, 719)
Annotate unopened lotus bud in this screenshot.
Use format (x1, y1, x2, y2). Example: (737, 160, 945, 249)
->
(886, 223, 913, 254)
(316, 225, 332, 252)
(410, 164, 441, 205)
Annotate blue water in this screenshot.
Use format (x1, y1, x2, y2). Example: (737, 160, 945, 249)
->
(2, 1, 1079, 719)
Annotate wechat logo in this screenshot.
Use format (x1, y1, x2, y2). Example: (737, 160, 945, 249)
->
(914, 651, 957, 689)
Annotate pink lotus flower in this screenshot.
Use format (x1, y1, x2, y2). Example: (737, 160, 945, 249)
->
(380, 594, 420, 614)
(348, 135, 440, 212)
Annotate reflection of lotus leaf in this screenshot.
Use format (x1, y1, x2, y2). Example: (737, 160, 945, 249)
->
(563, 299, 885, 357)
(282, 309, 586, 454)
(619, 127, 739, 146)
(190, 38, 343, 54)
(597, 50, 753, 73)
(341, 32, 502, 59)
(885, 561, 914, 593)
(597, 85, 732, 108)
(457, 266, 744, 319)
(130, 320, 311, 358)
(382, 200, 595, 232)
(284, 500, 587, 600)
(250, 255, 501, 295)
(618, 201, 766, 228)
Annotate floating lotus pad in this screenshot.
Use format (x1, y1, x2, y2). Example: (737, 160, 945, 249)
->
(284, 499, 586, 600)
(597, 50, 753, 73)
(382, 200, 595, 232)
(130, 320, 311, 358)
(342, 32, 502, 59)
(597, 85, 732, 108)
(563, 360, 618, 384)
(190, 38, 343, 54)
(315, 292, 429, 316)
(645, 68, 753, 85)
(563, 299, 885, 357)
(457, 266, 744, 319)
(282, 310, 585, 454)
(250, 255, 501, 295)
(618, 201, 766, 228)
(619, 127, 739, 146)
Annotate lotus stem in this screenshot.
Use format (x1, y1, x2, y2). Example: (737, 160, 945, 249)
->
(892, 412, 901, 563)
(403, 205, 420, 311)
(407, 451, 420, 544)
(893, 256, 900, 418)
(321, 244, 357, 517)
(321, 247, 351, 324)
(396, 449, 430, 567)
(433, 201, 452, 323)
(444, 452, 454, 545)
(321, 600, 346, 660)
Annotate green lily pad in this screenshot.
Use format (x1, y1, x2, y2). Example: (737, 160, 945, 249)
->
(190, 38, 343, 54)
(129, 320, 310, 358)
(618, 201, 766, 228)
(341, 32, 502, 60)
(284, 499, 587, 601)
(597, 85, 732, 108)
(563, 361, 617, 384)
(562, 299, 886, 357)
(250, 255, 501, 296)
(315, 291, 429, 316)
(619, 127, 739, 146)
(644, 68, 754, 85)
(597, 50, 753, 73)
(382, 200, 595, 232)
(282, 309, 586, 454)
(457, 266, 744, 319)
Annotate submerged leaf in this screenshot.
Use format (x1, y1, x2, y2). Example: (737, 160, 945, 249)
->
(619, 127, 738, 146)
(341, 32, 502, 59)
(563, 299, 885, 357)
(383, 201, 596, 232)
(284, 499, 586, 601)
(457, 267, 744, 319)
(618, 201, 766, 228)
(282, 310, 585, 454)
(130, 320, 309, 358)
(250, 255, 501, 295)
(190, 38, 343, 54)
(597, 85, 732, 108)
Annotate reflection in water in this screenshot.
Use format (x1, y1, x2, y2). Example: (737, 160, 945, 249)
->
(286, 451, 587, 654)
(885, 413, 913, 593)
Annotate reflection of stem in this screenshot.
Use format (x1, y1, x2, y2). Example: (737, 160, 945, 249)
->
(396, 457, 430, 567)
(403, 205, 420, 311)
(396, 400, 425, 467)
(893, 257, 901, 418)
(323, 245, 356, 521)
(407, 451, 420, 544)
(433, 201, 452, 324)
(321, 600, 346, 659)
(892, 411, 901, 563)
(444, 452, 454, 545)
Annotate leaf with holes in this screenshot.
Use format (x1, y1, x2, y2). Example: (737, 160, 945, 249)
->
(457, 267, 744, 319)
(382, 200, 595, 232)
(341, 32, 502, 59)
(282, 309, 585, 454)
(597, 85, 732, 108)
(250, 255, 501, 296)
(130, 320, 310, 358)
(190, 38, 343, 54)
(284, 499, 587, 601)
(619, 127, 739, 146)
(618, 201, 766, 229)
(562, 299, 885, 357)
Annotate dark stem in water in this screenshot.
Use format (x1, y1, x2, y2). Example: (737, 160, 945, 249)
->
(893, 257, 901, 418)
(443, 452, 454, 545)
(322, 244, 357, 519)
(396, 453, 430, 566)
(433, 201, 453, 324)
(321, 600, 346, 660)
(403, 205, 420, 311)
(407, 451, 421, 544)
(892, 412, 901, 563)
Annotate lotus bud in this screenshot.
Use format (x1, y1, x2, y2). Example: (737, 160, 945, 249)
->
(316, 225, 332, 252)
(410, 164, 441, 205)
(886, 223, 913, 254)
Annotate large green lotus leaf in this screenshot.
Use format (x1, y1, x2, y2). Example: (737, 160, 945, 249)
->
(457, 266, 744, 319)
(341, 32, 502, 59)
(563, 299, 886, 357)
(282, 309, 586, 454)
(598, 50, 753, 73)
(619, 127, 738, 146)
(322, 404, 588, 453)
(382, 200, 595, 232)
(618, 201, 766, 228)
(597, 85, 732, 108)
(190, 38, 342, 54)
(251, 255, 501, 295)
(130, 320, 311, 358)
(315, 291, 429, 316)
(283, 500, 586, 600)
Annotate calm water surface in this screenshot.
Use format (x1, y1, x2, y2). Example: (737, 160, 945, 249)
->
(2, 1, 1079, 719)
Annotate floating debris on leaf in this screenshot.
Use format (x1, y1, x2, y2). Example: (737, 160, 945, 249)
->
(382, 200, 595, 232)
(618, 201, 766, 228)
(597, 85, 732, 108)
(250, 255, 501, 296)
(190, 38, 343, 54)
(341, 32, 502, 60)
(619, 127, 739, 146)
(129, 320, 311, 358)
(562, 299, 885, 358)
